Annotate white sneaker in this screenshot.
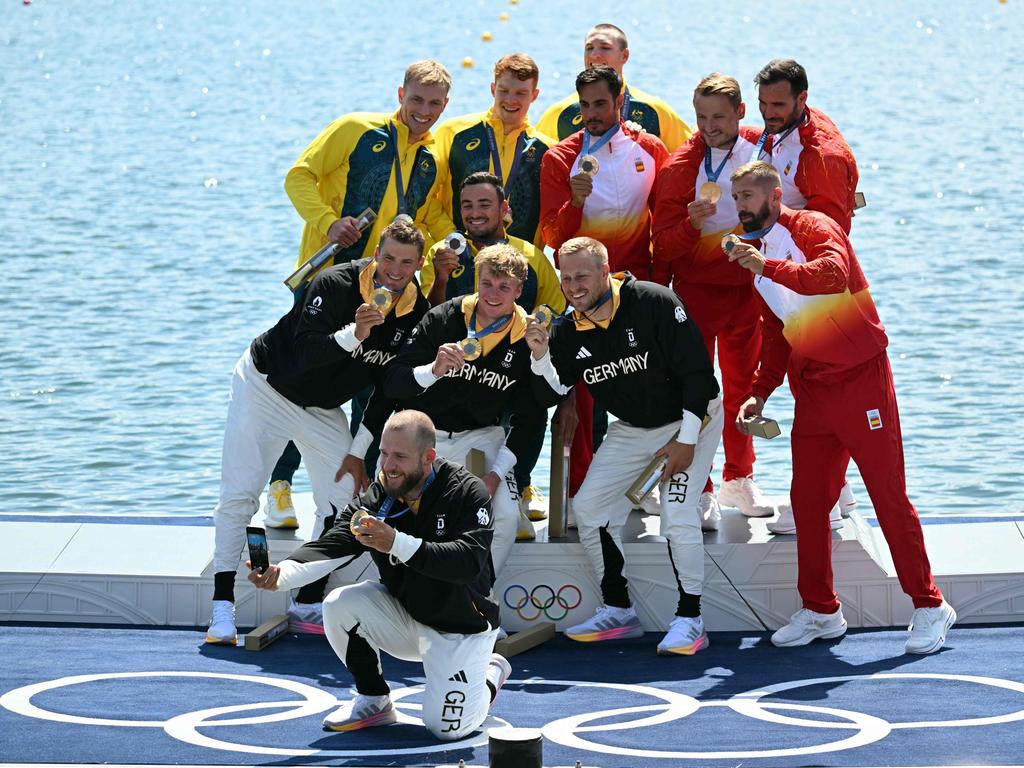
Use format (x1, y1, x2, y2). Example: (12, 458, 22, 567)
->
(516, 505, 536, 541)
(322, 694, 396, 732)
(565, 604, 643, 642)
(287, 600, 325, 635)
(264, 479, 298, 529)
(206, 600, 237, 644)
(699, 492, 721, 532)
(905, 601, 956, 654)
(834, 482, 858, 518)
(718, 477, 774, 518)
(767, 504, 843, 535)
(522, 484, 548, 521)
(771, 607, 847, 647)
(657, 615, 709, 656)
(486, 653, 512, 705)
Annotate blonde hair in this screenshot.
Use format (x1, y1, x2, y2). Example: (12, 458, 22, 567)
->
(475, 243, 528, 284)
(494, 53, 539, 84)
(384, 410, 436, 453)
(558, 236, 608, 266)
(694, 72, 742, 109)
(403, 59, 452, 91)
(730, 160, 782, 188)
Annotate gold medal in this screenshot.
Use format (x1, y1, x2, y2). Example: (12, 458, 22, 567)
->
(459, 337, 482, 361)
(721, 234, 741, 255)
(579, 154, 599, 177)
(370, 286, 394, 313)
(349, 508, 373, 535)
(533, 304, 555, 328)
(700, 181, 722, 203)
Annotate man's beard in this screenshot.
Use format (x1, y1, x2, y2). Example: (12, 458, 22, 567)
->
(740, 201, 771, 233)
(467, 220, 501, 244)
(383, 466, 425, 499)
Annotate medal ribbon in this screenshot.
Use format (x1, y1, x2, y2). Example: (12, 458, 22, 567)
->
(703, 144, 733, 183)
(620, 85, 632, 122)
(484, 124, 529, 196)
(581, 123, 620, 158)
(387, 121, 421, 216)
(753, 111, 805, 161)
(377, 469, 436, 521)
(467, 308, 513, 340)
(738, 224, 774, 241)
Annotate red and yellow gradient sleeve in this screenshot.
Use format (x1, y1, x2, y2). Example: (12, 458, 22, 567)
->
(794, 109, 860, 234)
(539, 134, 586, 258)
(652, 135, 704, 274)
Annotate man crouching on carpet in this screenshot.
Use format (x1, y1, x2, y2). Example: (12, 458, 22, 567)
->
(248, 410, 511, 739)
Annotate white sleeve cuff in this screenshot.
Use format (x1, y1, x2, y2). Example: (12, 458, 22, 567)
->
(676, 410, 702, 445)
(490, 445, 517, 480)
(388, 529, 423, 563)
(348, 425, 373, 460)
(333, 324, 361, 352)
(413, 363, 440, 389)
(530, 349, 572, 395)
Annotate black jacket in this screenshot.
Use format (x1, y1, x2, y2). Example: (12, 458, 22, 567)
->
(285, 458, 499, 635)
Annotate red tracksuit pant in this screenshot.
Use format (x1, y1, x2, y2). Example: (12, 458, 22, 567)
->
(677, 283, 761, 487)
(569, 383, 594, 497)
(790, 353, 943, 614)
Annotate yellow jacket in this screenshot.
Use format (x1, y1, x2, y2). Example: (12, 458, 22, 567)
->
(285, 110, 453, 268)
(432, 109, 554, 251)
(419, 234, 566, 314)
(536, 82, 692, 152)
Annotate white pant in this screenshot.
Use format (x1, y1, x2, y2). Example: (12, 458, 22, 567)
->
(574, 396, 724, 597)
(212, 350, 356, 573)
(434, 426, 518, 574)
(324, 581, 497, 741)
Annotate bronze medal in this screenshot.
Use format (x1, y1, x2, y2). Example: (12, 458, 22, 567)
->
(700, 181, 722, 203)
(459, 337, 483, 361)
(579, 154, 599, 177)
(721, 234, 742, 255)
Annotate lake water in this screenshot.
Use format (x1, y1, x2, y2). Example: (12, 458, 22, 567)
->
(2, 0, 1022, 518)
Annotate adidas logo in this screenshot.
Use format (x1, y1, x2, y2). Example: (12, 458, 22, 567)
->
(448, 669, 468, 683)
(575, 346, 592, 360)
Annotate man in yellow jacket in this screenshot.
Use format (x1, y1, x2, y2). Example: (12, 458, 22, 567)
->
(263, 60, 454, 548)
(420, 171, 565, 531)
(536, 24, 691, 152)
(285, 59, 455, 271)
(432, 53, 554, 250)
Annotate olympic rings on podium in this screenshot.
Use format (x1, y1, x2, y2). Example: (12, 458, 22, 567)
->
(503, 583, 582, 621)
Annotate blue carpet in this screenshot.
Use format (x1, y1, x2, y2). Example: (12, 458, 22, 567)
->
(1, 625, 1023, 766)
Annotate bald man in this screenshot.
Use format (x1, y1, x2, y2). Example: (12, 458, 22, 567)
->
(248, 410, 511, 739)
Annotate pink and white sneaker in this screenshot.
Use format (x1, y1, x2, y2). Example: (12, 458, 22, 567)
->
(565, 604, 643, 642)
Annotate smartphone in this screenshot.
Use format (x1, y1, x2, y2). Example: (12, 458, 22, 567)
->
(246, 526, 270, 574)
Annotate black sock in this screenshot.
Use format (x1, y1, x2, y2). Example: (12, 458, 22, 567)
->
(675, 590, 701, 618)
(213, 571, 235, 602)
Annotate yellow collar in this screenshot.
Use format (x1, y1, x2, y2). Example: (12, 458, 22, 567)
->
(572, 276, 624, 331)
(390, 109, 434, 148)
(484, 107, 531, 139)
(359, 260, 418, 317)
(461, 293, 527, 356)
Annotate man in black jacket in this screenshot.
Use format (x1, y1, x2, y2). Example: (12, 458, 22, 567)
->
(248, 410, 511, 739)
(207, 220, 430, 644)
(384, 244, 557, 573)
(526, 236, 723, 655)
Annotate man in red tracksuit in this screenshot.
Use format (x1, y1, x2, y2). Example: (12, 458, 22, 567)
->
(540, 65, 669, 496)
(752, 58, 862, 530)
(728, 160, 955, 655)
(653, 73, 768, 527)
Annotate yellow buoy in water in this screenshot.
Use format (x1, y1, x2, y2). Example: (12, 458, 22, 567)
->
(500, 11, 510, 20)
(481, 31, 493, 41)
(462, 56, 475, 68)
(510, 0, 519, 4)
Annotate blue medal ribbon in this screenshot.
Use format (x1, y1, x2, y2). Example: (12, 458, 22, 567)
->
(703, 143, 733, 184)
(377, 468, 436, 521)
(738, 224, 774, 241)
(467, 307, 513, 340)
(581, 122, 620, 159)
(484, 123, 529, 197)
(620, 85, 632, 122)
(753, 111, 805, 162)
